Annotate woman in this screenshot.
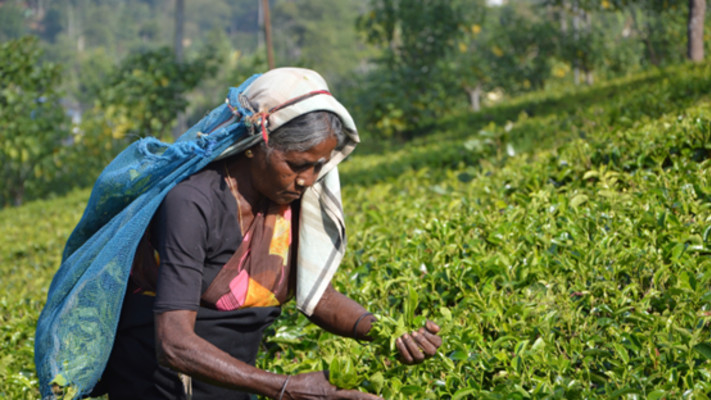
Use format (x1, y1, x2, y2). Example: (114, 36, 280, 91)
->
(100, 68, 442, 399)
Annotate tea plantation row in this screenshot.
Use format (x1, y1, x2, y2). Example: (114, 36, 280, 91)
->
(261, 62, 711, 399)
(1, 61, 710, 399)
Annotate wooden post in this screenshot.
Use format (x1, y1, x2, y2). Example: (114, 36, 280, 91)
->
(262, 0, 275, 70)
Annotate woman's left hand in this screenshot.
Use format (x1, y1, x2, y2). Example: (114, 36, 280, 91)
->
(395, 320, 442, 365)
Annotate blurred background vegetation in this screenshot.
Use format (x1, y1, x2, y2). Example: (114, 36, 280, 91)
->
(0, 0, 707, 208)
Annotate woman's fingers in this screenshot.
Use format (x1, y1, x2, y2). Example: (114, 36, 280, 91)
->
(412, 331, 438, 357)
(394, 319, 444, 365)
(417, 326, 443, 349)
(425, 319, 441, 334)
(396, 334, 425, 364)
(395, 336, 413, 364)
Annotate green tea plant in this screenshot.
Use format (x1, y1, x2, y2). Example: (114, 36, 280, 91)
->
(260, 61, 711, 399)
(2, 61, 711, 399)
(0, 189, 88, 399)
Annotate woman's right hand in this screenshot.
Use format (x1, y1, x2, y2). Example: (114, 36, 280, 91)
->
(281, 371, 383, 400)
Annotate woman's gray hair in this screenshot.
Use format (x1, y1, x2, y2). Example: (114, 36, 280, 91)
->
(264, 111, 346, 153)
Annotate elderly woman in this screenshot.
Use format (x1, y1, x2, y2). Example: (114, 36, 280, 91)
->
(90, 68, 443, 400)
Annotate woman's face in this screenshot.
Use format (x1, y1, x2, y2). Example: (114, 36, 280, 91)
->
(249, 135, 338, 205)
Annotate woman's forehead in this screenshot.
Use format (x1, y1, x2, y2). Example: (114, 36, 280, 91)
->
(280, 136, 337, 162)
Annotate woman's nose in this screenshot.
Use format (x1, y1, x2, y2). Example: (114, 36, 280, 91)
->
(297, 168, 318, 188)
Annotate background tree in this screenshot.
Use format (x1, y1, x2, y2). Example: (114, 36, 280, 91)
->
(356, 0, 465, 138)
(0, 1, 28, 41)
(450, 2, 490, 112)
(271, 0, 375, 91)
(451, 1, 555, 111)
(0, 36, 69, 207)
(621, 1, 688, 67)
(549, 0, 606, 85)
(688, 0, 706, 61)
(1, 0, 709, 207)
(80, 46, 220, 148)
(548, 0, 695, 70)
(491, 3, 557, 91)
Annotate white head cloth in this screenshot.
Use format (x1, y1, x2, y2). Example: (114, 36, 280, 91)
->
(219, 67, 360, 315)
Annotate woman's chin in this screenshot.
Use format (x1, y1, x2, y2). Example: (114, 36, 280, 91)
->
(272, 192, 301, 205)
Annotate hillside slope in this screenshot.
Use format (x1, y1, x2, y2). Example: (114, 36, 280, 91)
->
(1, 61, 710, 399)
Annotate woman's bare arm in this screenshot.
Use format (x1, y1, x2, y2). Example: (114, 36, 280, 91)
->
(155, 309, 284, 397)
(155, 309, 382, 400)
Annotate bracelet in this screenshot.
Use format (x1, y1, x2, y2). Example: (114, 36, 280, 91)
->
(278, 375, 290, 400)
(352, 312, 374, 340)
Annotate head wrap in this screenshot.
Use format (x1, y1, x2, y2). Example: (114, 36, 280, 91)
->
(217, 67, 359, 174)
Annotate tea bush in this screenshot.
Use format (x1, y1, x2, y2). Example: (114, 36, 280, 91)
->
(1, 61, 710, 399)
(261, 61, 711, 399)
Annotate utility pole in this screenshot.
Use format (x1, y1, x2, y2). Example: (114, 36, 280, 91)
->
(262, 0, 275, 69)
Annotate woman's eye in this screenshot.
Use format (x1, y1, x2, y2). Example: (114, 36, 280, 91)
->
(288, 162, 310, 172)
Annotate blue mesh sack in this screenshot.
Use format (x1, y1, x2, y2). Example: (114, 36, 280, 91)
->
(35, 75, 261, 399)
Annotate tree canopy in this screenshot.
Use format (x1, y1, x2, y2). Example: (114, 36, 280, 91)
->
(0, 0, 707, 206)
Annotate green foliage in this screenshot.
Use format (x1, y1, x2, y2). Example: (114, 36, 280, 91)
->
(0, 1, 28, 41)
(259, 61, 711, 398)
(271, 0, 376, 90)
(556, 11, 607, 79)
(0, 36, 70, 207)
(471, 2, 556, 93)
(2, 45, 711, 400)
(355, 0, 466, 138)
(628, 2, 688, 66)
(182, 27, 268, 126)
(0, 189, 87, 399)
(83, 46, 219, 142)
(547, 0, 690, 75)
(448, 1, 560, 114)
(47, 46, 223, 193)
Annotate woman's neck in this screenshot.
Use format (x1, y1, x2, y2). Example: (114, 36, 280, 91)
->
(223, 156, 266, 215)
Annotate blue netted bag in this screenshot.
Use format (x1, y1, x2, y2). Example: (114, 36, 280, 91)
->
(35, 75, 260, 399)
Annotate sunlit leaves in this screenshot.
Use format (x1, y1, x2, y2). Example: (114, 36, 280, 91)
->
(0, 36, 70, 207)
(264, 63, 711, 398)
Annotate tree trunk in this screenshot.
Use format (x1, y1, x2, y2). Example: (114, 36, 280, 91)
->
(583, 11, 593, 86)
(173, 0, 186, 139)
(174, 0, 184, 63)
(468, 83, 482, 112)
(12, 183, 24, 207)
(585, 69, 594, 85)
(688, 0, 706, 62)
(572, 1, 581, 85)
(573, 61, 581, 85)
